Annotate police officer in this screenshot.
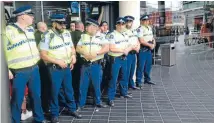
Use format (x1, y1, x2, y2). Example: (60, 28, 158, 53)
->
(4, 6, 46, 123)
(107, 17, 134, 107)
(76, 18, 109, 110)
(124, 16, 140, 90)
(39, 14, 81, 123)
(136, 14, 156, 88)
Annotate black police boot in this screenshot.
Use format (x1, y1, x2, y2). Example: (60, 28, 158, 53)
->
(144, 81, 155, 85)
(130, 86, 140, 90)
(51, 117, 59, 123)
(69, 111, 82, 119)
(136, 83, 142, 89)
(128, 92, 132, 95)
(123, 94, 133, 98)
(34, 120, 48, 123)
(41, 120, 48, 123)
(77, 106, 85, 112)
(96, 103, 108, 108)
(108, 101, 115, 107)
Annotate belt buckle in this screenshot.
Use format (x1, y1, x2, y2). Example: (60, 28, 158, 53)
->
(89, 62, 93, 65)
(121, 56, 126, 60)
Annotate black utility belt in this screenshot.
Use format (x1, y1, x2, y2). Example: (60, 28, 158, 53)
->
(46, 63, 70, 69)
(140, 45, 150, 49)
(129, 50, 137, 54)
(81, 58, 102, 66)
(10, 64, 38, 73)
(110, 55, 127, 60)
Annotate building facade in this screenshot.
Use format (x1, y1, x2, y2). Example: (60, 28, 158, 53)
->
(182, 1, 214, 31)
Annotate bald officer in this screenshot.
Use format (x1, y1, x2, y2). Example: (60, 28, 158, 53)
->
(76, 18, 109, 110)
(39, 14, 81, 123)
(136, 14, 156, 88)
(107, 17, 134, 107)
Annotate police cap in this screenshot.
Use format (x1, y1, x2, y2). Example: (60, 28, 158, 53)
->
(124, 15, 135, 21)
(50, 14, 66, 24)
(86, 18, 99, 27)
(13, 5, 34, 16)
(140, 14, 149, 21)
(116, 17, 126, 24)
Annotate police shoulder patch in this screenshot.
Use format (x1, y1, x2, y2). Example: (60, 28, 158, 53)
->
(109, 34, 114, 39)
(137, 28, 141, 33)
(27, 26, 35, 32)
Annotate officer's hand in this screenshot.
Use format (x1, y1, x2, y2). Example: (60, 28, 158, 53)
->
(56, 59, 67, 68)
(85, 54, 94, 61)
(149, 44, 154, 50)
(84, 55, 92, 61)
(90, 52, 97, 59)
(134, 45, 140, 53)
(9, 70, 13, 80)
(71, 55, 76, 64)
(150, 44, 155, 50)
(123, 49, 129, 56)
(70, 64, 74, 70)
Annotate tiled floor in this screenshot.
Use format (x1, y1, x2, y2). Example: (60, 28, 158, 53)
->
(22, 36, 214, 123)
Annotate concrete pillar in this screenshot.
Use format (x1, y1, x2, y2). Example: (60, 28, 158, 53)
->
(0, 2, 11, 123)
(119, 1, 140, 29)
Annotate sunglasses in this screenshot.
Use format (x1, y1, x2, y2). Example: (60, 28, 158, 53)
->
(56, 21, 67, 25)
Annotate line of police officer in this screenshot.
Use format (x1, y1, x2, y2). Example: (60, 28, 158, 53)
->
(5, 5, 155, 123)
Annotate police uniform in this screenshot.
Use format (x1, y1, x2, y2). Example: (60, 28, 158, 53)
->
(77, 18, 108, 109)
(100, 31, 111, 92)
(107, 17, 131, 106)
(136, 14, 155, 87)
(39, 14, 81, 121)
(4, 6, 45, 123)
(124, 16, 139, 89)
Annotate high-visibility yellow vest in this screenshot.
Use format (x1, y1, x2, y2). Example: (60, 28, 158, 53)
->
(123, 28, 139, 46)
(77, 32, 108, 62)
(4, 24, 40, 69)
(108, 30, 129, 57)
(138, 25, 153, 42)
(40, 29, 74, 64)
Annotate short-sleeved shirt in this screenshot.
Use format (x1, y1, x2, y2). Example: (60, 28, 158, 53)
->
(123, 28, 139, 46)
(5, 23, 40, 69)
(137, 25, 153, 42)
(77, 32, 108, 62)
(107, 30, 129, 57)
(39, 29, 74, 64)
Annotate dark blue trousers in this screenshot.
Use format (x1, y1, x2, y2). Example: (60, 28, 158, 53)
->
(10, 65, 44, 123)
(48, 66, 76, 117)
(136, 49, 152, 84)
(79, 63, 102, 107)
(108, 56, 128, 101)
(127, 53, 137, 88)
